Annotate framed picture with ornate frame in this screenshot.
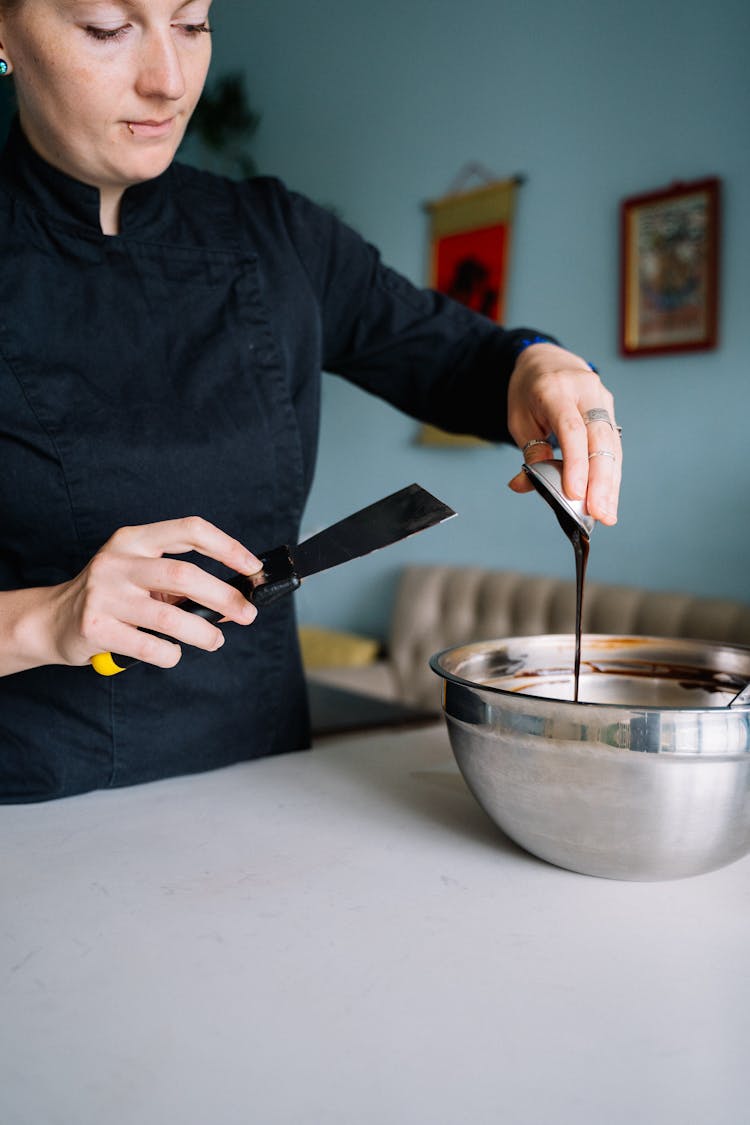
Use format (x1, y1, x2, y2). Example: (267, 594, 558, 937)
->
(620, 177, 721, 357)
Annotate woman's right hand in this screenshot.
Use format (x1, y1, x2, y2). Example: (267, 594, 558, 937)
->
(47, 516, 263, 670)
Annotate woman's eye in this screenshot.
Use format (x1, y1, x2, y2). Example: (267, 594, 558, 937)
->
(84, 25, 130, 42)
(177, 23, 212, 36)
(83, 20, 211, 43)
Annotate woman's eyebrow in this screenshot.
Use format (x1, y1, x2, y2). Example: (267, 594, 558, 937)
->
(64, 1, 134, 13)
(65, 0, 208, 13)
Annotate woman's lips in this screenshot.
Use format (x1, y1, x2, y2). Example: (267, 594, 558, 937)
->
(126, 119, 175, 138)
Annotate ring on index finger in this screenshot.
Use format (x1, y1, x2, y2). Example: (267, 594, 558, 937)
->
(522, 438, 553, 458)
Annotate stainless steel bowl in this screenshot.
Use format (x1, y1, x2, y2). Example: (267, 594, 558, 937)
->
(430, 635, 750, 880)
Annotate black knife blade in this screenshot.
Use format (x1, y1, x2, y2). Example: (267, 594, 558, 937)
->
(293, 482, 456, 579)
(91, 483, 456, 675)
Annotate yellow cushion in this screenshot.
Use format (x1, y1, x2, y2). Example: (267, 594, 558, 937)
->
(298, 625, 380, 670)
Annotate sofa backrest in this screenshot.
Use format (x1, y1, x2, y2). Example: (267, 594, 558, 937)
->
(389, 565, 750, 709)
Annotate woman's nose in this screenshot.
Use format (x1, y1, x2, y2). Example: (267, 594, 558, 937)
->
(134, 32, 187, 101)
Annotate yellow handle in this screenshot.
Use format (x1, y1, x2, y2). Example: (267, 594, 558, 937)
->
(90, 652, 128, 677)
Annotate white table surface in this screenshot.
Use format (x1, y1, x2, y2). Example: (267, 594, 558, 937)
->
(1, 722, 749, 1125)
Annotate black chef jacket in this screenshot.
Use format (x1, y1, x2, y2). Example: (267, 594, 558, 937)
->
(0, 120, 546, 802)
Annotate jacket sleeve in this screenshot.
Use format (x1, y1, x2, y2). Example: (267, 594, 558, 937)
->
(281, 186, 558, 444)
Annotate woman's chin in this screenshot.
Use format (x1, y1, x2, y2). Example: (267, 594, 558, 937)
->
(121, 144, 182, 185)
(118, 121, 188, 182)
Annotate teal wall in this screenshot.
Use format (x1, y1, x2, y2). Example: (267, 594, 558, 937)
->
(212, 0, 749, 637)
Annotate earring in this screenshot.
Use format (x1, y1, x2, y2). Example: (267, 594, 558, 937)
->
(0, 61, 8, 77)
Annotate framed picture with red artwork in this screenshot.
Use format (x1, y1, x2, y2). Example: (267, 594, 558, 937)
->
(620, 177, 721, 357)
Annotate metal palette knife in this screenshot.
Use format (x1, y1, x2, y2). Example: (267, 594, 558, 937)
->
(522, 459, 595, 540)
(91, 483, 457, 675)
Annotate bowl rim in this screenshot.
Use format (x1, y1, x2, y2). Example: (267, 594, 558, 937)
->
(429, 632, 750, 715)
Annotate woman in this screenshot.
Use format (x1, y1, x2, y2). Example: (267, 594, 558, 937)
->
(0, 0, 621, 801)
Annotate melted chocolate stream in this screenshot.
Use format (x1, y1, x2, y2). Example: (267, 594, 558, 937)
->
(531, 487, 590, 702)
(528, 468, 593, 697)
(570, 524, 590, 702)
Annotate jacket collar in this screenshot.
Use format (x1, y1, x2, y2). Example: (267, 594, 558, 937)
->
(0, 117, 175, 236)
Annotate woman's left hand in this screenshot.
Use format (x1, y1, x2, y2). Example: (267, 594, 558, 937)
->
(506, 342, 622, 526)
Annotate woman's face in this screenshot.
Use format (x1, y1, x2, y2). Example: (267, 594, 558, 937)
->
(0, 0, 213, 192)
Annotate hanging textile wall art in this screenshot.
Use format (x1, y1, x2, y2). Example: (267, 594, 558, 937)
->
(418, 172, 521, 446)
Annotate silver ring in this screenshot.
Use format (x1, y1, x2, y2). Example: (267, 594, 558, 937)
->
(588, 450, 616, 461)
(584, 408, 614, 429)
(522, 438, 553, 456)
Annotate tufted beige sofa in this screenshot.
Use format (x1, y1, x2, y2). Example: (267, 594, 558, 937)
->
(308, 565, 750, 712)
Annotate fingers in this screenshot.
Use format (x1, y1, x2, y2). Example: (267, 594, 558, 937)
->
(110, 593, 234, 669)
(69, 516, 262, 668)
(77, 564, 257, 669)
(109, 516, 262, 577)
(90, 618, 183, 670)
(576, 408, 622, 526)
(508, 437, 555, 494)
(552, 394, 621, 524)
(131, 556, 258, 627)
(507, 344, 622, 525)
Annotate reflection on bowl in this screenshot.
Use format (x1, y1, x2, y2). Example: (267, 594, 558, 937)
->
(430, 634, 750, 881)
